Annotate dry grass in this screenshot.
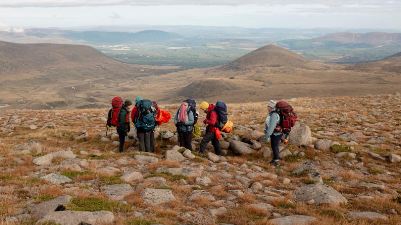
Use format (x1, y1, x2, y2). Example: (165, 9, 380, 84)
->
(338, 171, 363, 181)
(149, 160, 181, 171)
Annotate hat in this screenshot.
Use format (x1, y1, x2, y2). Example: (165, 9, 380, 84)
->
(200, 101, 209, 110)
(124, 100, 132, 106)
(268, 100, 277, 108)
(135, 96, 143, 104)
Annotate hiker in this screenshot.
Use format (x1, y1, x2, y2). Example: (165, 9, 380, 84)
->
(198, 101, 221, 155)
(174, 101, 194, 150)
(117, 100, 132, 153)
(264, 100, 283, 166)
(131, 96, 156, 152)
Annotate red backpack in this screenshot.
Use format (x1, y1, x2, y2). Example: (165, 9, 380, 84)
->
(107, 97, 123, 127)
(273, 101, 297, 134)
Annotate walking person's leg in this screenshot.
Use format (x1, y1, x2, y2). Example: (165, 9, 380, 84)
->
(117, 128, 125, 153)
(211, 133, 221, 155)
(270, 133, 283, 166)
(199, 131, 214, 154)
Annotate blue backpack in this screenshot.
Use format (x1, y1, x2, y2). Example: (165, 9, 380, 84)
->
(184, 99, 198, 124)
(135, 99, 156, 130)
(214, 101, 228, 129)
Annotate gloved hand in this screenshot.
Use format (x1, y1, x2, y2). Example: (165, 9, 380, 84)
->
(178, 121, 185, 127)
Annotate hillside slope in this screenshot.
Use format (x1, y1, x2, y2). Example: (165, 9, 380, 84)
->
(346, 51, 401, 74)
(313, 32, 401, 46)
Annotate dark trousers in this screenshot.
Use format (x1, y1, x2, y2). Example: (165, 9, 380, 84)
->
(199, 130, 221, 155)
(117, 128, 125, 153)
(137, 127, 153, 152)
(150, 130, 155, 153)
(271, 133, 283, 160)
(178, 130, 193, 150)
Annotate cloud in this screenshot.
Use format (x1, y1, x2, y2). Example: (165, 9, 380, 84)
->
(109, 12, 121, 19)
(0, 23, 25, 33)
(0, 0, 400, 8)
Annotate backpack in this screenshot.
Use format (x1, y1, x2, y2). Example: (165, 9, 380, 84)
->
(184, 99, 198, 124)
(135, 99, 156, 130)
(107, 97, 123, 127)
(213, 101, 228, 130)
(273, 101, 297, 134)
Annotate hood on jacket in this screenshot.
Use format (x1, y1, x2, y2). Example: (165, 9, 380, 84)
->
(207, 104, 215, 113)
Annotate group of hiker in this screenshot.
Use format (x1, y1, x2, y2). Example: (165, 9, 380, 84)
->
(107, 97, 296, 167)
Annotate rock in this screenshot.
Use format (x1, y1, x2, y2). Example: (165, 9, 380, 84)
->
(188, 190, 215, 201)
(279, 149, 292, 159)
(121, 171, 143, 183)
(29, 125, 37, 130)
(250, 140, 262, 150)
(270, 215, 317, 225)
(314, 139, 333, 150)
(230, 140, 254, 155)
(97, 166, 121, 176)
(165, 148, 186, 162)
(339, 133, 356, 140)
(145, 177, 167, 186)
(112, 141, 120, 146)
(134, 155, 158, 164)
(247, 203, 274, 214)
(280, 178, 291, 184)
(288, 122, 312, 146)
(100, 137, 110, 142)
(292, 161, 322, 183)
(227, 135, 240, 142)
(97, 131, 107, 137)
(156, 166, 203, 177)
(196, 177, 212, 186)
(33, 150, 76, 166)
(389, 153, 401, 163)
(73, 130, 88, 140)
(161, 131, 174, 139)
(209, 207, 227, 218)
(15, 140, 42, 154)
(262, 147, 272, 158)
(101, 184, 135, 201)
(182, 149, 196, 159)
(347, 212, 387, 220)
(242, 130, 265, 143)
(207, 152, 220, 163)
(246, 172, 276, 180)
(140, 188, 176, 204)
(250, 182, 263, 192)
(367, 137, 385, 144)
(41, 173, 72, 184)
(29, 195, 72, 219)
(293, 183, 347, 206)
(37, 210, 114, 225)
(220, 141, 230, 150)
(370, 152, 385, 161)
(336, 152, 356, 159)
(41, 123, 56, 129)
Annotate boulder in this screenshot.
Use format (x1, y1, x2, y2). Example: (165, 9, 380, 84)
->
(262, 147, 272, 158)
(33, 150, 76, 166)
(41, 173, 72, 184)
(293, 183, 347, 206)
(367, 137, 385, 144)
(292, 161, 322, 183)
(121, 171, 144, 183)
(270, 215, 316, 225)
(165, 148, 186, 162)
(101, 184, 135, 201)
(134, 155, 158, 164)
(140, 188, 176, 204)
(97, 166, 121, 176)
(219, 141, 230, 150)
(389, 153, 401, 163)
(279, 149, 292, 159)
(347, 212, 387, 220)
(161, 131, 174, 139)
(314, 139, 333, 150)
(247, 203, 274, 214)
(207, 152, 220, 163)
(37, 210, 114, 225)
(182, 149, 195, 159)
(250, 140, 262, 150)
(195, 177, 212, 186)
(242, 130, 265, 143)
(230, 140, 254, 155)
(288, 122, 312, 146)
(29, 195, 72, 219)
(339, 133, 356, 140)
(156, 166, 203, 177)
(209, 207, 227, 218)
(188, 190, 215, 201)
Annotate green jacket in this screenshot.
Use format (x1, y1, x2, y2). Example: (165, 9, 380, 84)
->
(118, 105, 130, 135)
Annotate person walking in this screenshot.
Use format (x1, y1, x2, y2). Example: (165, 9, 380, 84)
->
(131, 96, 156, 152)
(198, 101, 221, 155)
(264, 100, 283, 166)
(117, 99, 132, 153)
(174, 101, 194, 150)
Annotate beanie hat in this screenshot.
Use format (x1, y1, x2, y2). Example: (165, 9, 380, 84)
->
(200, 101, 209, 110)
(124, 100, 132, 106)
(268, 100, 277, 109)
(135, 96, 143, 104)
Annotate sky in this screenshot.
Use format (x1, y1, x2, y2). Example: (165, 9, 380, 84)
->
(0, 0, 400, 32)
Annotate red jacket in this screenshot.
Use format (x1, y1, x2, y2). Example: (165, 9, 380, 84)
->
(131, 106, 138, 124)
(204, 104, 218, 132)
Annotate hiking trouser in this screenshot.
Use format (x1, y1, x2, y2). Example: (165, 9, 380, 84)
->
(137, 127, 152, 152)
(271, 133, 283, 160)
(199, 130, 221, 155)
(178, 130, 193, 150)
(150, 129, 155, 153)
(117, 128, 125, 153)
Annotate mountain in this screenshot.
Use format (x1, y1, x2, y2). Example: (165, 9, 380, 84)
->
(346, 51, 401, 74)
(313, 32, 401, 46)
(223, 44, 326, 70)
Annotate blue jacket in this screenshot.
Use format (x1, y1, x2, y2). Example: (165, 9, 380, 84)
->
(174, 107, 194, 132)
(264, 109, 282, 141)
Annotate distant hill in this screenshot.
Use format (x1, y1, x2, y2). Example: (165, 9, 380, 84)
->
(223, 44, 325, 70)
(313, 32, 401, 46)
(346, 51, 401, 74)
(178, 79, 239, 99)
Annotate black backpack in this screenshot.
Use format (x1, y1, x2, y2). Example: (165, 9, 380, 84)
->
(184, 99, 198, 124)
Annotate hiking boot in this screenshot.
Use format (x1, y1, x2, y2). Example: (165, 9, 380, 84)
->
(269, 160, 280, 167)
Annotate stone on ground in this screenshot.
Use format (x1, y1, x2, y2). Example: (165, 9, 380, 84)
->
(292, 161, 322, 183)
(101, 184, 135, 201)
(242, 130, 265, 143)
(207, 152, 220, 163)
(288, 122, 312, 146)
(36, 210, 115, 225)
(29, 195, 72, 219)
(165, 147, 186, 162)
(269, 215, 316, 225)
(314, 139, 333, 150)
(121, 171, 143, 183)
(293, 183, 347, 206)
(140, 188, 176, 204)
(41, 173, 72, 184)
(230, 140, 254, 155)
(347, 212, 387, 220)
